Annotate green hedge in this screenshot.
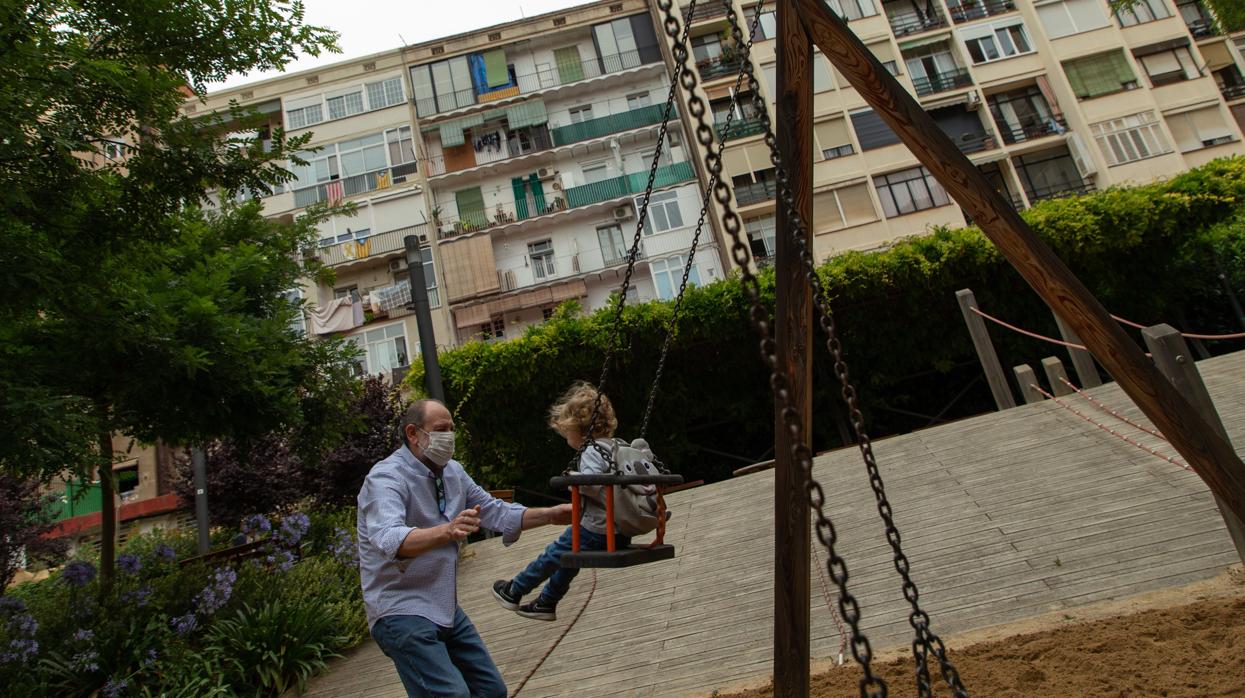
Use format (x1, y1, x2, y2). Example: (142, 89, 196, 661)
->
(406, 158, 1245, 494)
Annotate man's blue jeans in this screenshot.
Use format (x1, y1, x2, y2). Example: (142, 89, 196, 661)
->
(371, 608, 506, 698)
(510, 525, 630, 604)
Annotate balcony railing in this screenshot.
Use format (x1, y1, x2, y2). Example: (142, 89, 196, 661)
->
(565, 161, 696, 208)
(1150, 69, 1190, 87)
(716, 118, 766, 142)
(415, 49, 659, 118)
(911, 68, 973, 96)
(1029, 180, 1096, 203)
(425, 125, 553, 177)
(697, 55, 742, 81)
(1186, 18, 1219, 38)
(435, 161, 696, 240)
(949, 130, 997, 153)
(1221, 84, 1245, 100)
(603, 244, 645, 268)
(995, 114, 1067, 144)
(887, 11, 947, 36)
(685, 2, 729, 22)
(550, 104, 672, 147)
(735, 179, 776, 206)
(293, 162, 420, 208)
(314, 223, 431, 267)
(946, 0, 1015, 23)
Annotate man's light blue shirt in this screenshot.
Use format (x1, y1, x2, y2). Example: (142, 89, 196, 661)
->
(357, 446, 526, 628)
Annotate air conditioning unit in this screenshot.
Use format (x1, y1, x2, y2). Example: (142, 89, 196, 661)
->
(538, 167, 555, 179)
(389, 259, 406, 272)
(612, 206, 633, 221)
(965, 91, 982, 110)
(551, 180, 563, 191)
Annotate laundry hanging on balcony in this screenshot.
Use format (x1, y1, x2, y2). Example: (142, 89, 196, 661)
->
(308, 297, 363, 335)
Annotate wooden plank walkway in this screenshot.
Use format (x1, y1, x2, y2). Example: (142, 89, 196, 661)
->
(300, 350, 1245, 698)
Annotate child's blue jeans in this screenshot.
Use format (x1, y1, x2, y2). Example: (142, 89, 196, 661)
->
(510, 525, 631, 604)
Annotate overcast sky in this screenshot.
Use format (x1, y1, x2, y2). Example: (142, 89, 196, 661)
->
(212, 0, 602, 91)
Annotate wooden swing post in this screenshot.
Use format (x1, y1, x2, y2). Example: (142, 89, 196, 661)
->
(773, 0, 814, 696)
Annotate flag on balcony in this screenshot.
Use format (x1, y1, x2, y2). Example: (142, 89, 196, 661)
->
(326, 179, 344, 206)
(342, 238, 371, 261)
(375, 170, 391, 189)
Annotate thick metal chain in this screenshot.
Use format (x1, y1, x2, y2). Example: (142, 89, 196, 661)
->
(654, 1, 885, 696)
(640, 0, 763, 440)
(722, 5, 968, 696)
(571, 1, 702, 474)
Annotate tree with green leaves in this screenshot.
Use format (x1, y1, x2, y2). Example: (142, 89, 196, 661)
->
(1, 0, 358, 585)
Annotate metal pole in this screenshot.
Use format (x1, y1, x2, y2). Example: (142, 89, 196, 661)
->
(774, 0, 812, 695)
(404, 236, 445, 402)
(192, 446, 209, 555)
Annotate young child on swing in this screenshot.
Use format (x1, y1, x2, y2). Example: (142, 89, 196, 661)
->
(491, 381, 627, 621)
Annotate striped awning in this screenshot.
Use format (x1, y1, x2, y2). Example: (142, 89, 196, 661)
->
(438, 113, 485, 148)
(504, 100, 548, 129)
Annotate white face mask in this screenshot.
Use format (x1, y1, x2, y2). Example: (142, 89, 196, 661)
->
(420, 429, 456, 467)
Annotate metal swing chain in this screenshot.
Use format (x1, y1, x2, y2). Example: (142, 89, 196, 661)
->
(653, 2, 886, 696)
(571, 0, 701, 475)
(722, 6, 968, 697)
(639, 0, 764, 441)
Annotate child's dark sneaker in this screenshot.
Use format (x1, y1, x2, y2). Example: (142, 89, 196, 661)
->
(517, 598, 557, 621)
(492, 580, 521, 611)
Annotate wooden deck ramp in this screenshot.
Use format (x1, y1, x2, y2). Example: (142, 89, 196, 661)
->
(301, 351, 1245, 697)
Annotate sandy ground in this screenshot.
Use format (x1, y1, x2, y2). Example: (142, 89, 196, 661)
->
(724, 565, 1245, 697)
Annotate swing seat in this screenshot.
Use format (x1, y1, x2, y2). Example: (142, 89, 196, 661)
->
(549, 472, 683, 569)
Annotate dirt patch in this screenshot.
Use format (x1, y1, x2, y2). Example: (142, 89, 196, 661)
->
(724, 567, 1245, 697)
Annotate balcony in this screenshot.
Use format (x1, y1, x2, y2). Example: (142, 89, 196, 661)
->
(435, 161, 696, 240)
(996, 115, 1067, 144)
(425, 125, 553, 178)
(566, 161, 696, 207)
(603, 243, 646, 268)
(886, 8, 947, 36)
(1150, 69, 1191, 87)
(1222, 84, 1245, 100)
(1029, 180, 1096, 203)
(293, 162, 421, 208)
(1186, 18, 1219, 38)
(735, 179, 776, 206)
(314, 223, 431, 268)
(946, 0, 1015, 23)
(911, 68, 973, 96)
(698, 55, 742, 82)
(952, 130, 997, 153)
(415, 49, 661, 119)
(551, 104, 673, 147)
(716, 118, 766, 142)
(685, 2, 729, 23)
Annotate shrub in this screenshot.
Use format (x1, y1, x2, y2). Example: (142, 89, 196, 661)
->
(205, 598, 346, 696)
(0, 474, 68, 587)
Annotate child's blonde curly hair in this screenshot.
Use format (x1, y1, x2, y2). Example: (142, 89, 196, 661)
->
(548, 381, 617, 441)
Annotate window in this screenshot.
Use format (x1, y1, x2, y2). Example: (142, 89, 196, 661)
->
(627, 92, 652, 110)
(410, 55, 475, 117)
(814, 183, 877, 229)
(882, 59, 900, 75)
(480, 316, 506, 340)
(285, 96, 324, 130)
(1116, 0, 1170, 25)
(397, 246, 441, 308)
(582, 162, 611, 184)
(691, 34, 724, 65)
(639, 145, 673, 169)
(326, 88, 365, 120)
(529, 239, 556, 278)
(334, 285, 361, 303)
(569, 104, 595, 123)
(1134, 41, 1201, 86)
(813, 51, 835, 92)
(745, 4, 777, 39)
(1015, 146, 1089, 200)
(1091, 111, 1172, 165)
(640, 190, 685, 234)
(284, 288, 306, 336)
(366, 77, 405, 110)
(337, 133, 388, 178)
(651, 255, 701, 300)
(594, 16, 643, 70)
(1036, 0, 1111, 38)
(827, 0, 879, 21)
(1062, 51, 1139, 99)
(598, 224, 630, 264)
(542, 307, 556, 321)
(1166, 107, 1236, 151)
(745, 214, 776, 261)
(103, 141, 125, 160)
(851, 109, 901, 150)
(814, 117, 854, 160)
(962, 20, 1033, 64)
(386, 126, 416, 165)
(903, 43, 963, 92)
(874, 166, 951, 217)
(761, 63, 777, 100)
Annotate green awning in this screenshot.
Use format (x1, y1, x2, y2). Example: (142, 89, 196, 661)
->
(438, 113, 485, 148)
(898, 34, 951, 52)
(506, 100, 548, 129)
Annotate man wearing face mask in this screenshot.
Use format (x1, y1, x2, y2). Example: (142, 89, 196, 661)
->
(358, 398, 573, 698)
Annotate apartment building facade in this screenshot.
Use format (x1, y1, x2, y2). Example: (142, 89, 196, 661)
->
(190, 0, 725, 382)
(673, 0, 1245, 262)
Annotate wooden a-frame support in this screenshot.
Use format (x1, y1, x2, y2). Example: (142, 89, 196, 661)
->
(770, 0, 1245, 696)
